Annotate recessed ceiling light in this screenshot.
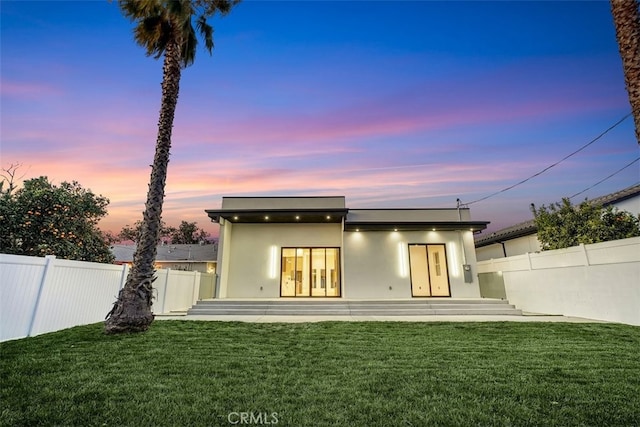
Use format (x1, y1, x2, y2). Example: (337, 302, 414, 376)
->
(264, 216, 269, 220)
(326, 215, 331, 220)
(295, 215, 300, 220)
(233, 216, 239, 220)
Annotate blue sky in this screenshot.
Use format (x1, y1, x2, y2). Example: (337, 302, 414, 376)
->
(1, 0, 638, 236)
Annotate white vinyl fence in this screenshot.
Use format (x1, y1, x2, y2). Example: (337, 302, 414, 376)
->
(0, 254, 209, 342)
(477, 237, 640, 325)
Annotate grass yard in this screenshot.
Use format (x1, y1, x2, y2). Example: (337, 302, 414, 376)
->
(1, 321, 639, 426)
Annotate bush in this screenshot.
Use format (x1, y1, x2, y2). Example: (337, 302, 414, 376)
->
(532, 198, 640, 250)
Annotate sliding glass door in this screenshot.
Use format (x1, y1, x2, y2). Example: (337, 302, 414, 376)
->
(281, 247, 340, 297)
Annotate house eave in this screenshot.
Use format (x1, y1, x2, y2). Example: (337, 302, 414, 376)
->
(205, 208, 349, 224)
(344, 221, 489, 232)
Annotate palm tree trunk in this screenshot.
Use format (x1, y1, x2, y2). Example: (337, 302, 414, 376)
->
(611, 0, 640, 143)
(105, 38, 183, 334)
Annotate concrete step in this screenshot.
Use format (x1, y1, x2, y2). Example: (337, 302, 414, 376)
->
(346, 299, 513, 306)
(188, 308, 523, 316)
(188, 309, 269, 315)
(187, 298, 522, 316)
(193, 298, 512, 305)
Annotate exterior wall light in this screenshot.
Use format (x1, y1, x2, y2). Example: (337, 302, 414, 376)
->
(268, 245, 278, 279)
(397, 242, 408, 278)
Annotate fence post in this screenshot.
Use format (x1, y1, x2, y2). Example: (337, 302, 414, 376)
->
(27, 255, 55, 337)
(160, 269, 170, 314)
(580, 243, 591, 266)
(119, 264, 129, 290)
(192, 271, 200, 305)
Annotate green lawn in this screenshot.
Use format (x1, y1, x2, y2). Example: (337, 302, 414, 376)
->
(1, 321, 639, 426)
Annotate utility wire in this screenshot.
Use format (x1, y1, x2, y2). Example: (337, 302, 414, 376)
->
(569, 157, 640, 200)
(464, 112, 632, 205)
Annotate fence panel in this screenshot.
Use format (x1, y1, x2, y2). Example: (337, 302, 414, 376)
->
(586, 238, 640, 265)
(0, 254, 48, 341)
(30, 259, 124, 336)
(198, 273, 216, 299)
(476, 237, 640, 325)
(477, 253, 530, 273)
(152, 269, 170, 314)
(529, 246, 586, 269)
(1, 255, 204, 341)
(163, 270, 199, 313)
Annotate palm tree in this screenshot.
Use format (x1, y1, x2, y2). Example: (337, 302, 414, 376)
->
(611, 0, 640, 143)
(105, 0, 239, 334)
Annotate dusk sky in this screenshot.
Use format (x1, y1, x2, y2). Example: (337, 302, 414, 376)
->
(2, 0, 639, 238)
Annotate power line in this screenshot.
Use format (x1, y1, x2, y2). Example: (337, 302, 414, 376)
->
(464, 112, 632, 205)
(569, 157, 640, 200)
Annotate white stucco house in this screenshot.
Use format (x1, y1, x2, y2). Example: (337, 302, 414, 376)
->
(205, 196, 489, 299)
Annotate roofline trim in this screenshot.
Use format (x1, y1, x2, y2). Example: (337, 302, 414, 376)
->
(348, 207, 470, 212)
(344, 221, 489, 232)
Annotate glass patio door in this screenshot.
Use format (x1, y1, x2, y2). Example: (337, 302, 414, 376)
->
(409, 244, 431, 296)
(409, 244, 451, 297)
(427, 244, 450, 296)
(281, 247, 340, 297)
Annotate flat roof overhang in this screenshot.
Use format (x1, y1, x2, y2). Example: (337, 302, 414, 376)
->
(205, 208, 349, 224)
(344, 221, 490, 232)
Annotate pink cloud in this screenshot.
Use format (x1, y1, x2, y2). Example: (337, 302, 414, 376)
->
(0, 79, 62, 98)
(169, 59, 623, 162)
(4, 50, 629, 237)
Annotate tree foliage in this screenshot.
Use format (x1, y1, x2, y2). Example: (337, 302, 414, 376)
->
(0, 176, 115, 263)
(532, 198, 640, 251)
(117, 219, 176, 243)
(119, 0, 238, 68)
(0, 162, 25, 195)
(169, 220, 209, 244)
(116, 219, 209, 244)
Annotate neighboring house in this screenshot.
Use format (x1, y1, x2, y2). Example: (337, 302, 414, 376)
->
(112, 243, 217, 273)
(205, 196, 489, 299)
(475, 183, 640, 261)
